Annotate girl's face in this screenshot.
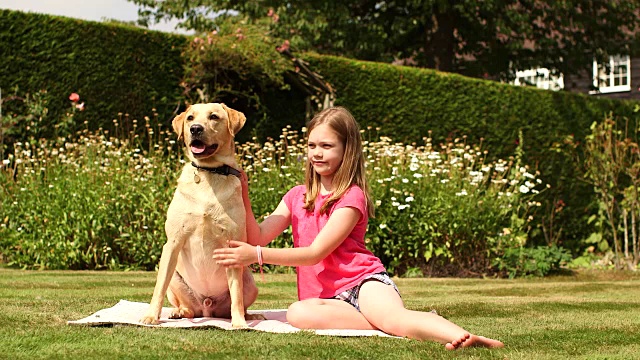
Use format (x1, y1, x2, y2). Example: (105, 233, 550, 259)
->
(307, 124, 344, 178)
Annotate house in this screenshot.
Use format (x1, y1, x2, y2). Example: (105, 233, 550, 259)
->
(514, 54, 640, 100)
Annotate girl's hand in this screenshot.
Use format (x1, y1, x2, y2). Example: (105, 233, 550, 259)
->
(213, 240, 257, 268)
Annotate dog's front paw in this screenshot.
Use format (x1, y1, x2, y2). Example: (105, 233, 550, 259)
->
(140, 314, 160, 325)
(231, 317, 248, 329)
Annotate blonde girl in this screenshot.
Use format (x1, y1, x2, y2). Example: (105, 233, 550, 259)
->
(213, 106, 503, 350)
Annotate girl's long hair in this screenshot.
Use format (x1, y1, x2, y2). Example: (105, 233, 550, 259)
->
(303, 106, 374, 218)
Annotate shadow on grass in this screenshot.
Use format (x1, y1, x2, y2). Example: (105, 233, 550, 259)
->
(427, 299, 640, 321)
(508, 324, 640, 357)
(464, 282, 638, 297)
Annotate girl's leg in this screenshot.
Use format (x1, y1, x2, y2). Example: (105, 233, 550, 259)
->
(286, 298, 376, 330)
(358, 281, 504, 350)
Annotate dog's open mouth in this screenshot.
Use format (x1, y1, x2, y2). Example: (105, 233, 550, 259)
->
(190, 140, 218, 158)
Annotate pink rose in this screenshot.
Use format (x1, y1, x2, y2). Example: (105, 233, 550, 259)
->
(69, 93, 80, 102)
(276, 40, 290, 53)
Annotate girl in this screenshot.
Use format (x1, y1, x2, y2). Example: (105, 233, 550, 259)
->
(212, 107, 504, 350)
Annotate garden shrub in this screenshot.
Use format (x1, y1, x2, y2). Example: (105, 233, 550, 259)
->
(0, 107, 181, 270)
(0, 9, 186, 137)
(493, 245, 572, 278)
(571, 115, 640, 269)
(1, 105, 547, 276)
(179, 16, 308, 144)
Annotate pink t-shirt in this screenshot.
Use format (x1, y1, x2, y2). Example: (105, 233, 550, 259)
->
(283, 185, 386, 300)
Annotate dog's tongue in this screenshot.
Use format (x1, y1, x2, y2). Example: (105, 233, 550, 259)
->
(191, 143, 206, 154)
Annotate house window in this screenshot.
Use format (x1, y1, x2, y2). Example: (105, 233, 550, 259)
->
(591, 55, 631, 94)
(514, 68, 564, 91)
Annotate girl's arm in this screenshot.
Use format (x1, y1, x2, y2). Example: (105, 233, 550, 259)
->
(247, 200, 292, 247)
(240, 170, 291, 246)
(213, 206, 360, 267)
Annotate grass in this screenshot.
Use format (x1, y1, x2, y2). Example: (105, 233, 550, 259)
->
(1, 269, 639, 359)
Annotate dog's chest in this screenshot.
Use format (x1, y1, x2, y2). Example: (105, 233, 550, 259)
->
(176, 171, 240, 206)
(167, 173, 245, 241)
(170, 186, 242, 224)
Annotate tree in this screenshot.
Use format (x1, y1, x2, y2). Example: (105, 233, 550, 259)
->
(130, 0, 640, 79)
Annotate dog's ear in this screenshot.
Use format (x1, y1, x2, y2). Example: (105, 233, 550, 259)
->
(221, 103, 246, 135)
(172, 107, 189, 141)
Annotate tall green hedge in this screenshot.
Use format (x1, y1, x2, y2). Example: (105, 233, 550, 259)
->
(306, 54, 637, 149)
(305, 54, 640, 247)
(0, 9, 186, 131)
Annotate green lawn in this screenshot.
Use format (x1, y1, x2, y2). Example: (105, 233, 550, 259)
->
(1, 268, 639, 359)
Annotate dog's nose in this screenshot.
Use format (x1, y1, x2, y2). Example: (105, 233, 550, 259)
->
(190, 124, 204, 136)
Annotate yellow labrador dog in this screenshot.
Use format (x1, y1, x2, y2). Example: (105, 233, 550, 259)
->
(140, 103, 259, 328)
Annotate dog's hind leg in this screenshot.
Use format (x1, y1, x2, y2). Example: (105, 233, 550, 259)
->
(167, 272, 198, 319)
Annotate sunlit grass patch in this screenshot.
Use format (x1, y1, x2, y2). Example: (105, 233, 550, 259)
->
(1, 269, 639, 360)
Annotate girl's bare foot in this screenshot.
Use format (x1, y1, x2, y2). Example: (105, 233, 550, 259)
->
(445, 333, 470, 350)
(445, 333, 504, 350)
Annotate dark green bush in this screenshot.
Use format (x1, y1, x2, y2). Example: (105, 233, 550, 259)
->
(493, 245, 573, 278)
(179, 17, 308, 144)
(0, 9, 186, 136)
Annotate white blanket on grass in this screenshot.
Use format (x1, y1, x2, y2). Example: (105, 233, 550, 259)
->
(67, 300, 396, 338)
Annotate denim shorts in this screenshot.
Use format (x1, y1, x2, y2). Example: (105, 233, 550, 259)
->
(332, 272, 401, 311)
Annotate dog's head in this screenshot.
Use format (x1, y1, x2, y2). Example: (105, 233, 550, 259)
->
(172, 103, 246, 164)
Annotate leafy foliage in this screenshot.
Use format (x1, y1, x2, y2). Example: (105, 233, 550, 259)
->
(1, 89, 85, 159)
(493, 244, 572, 278)
(571, 113, 640, 268)
(362, 133, 546, 276)
(129, 0, 640, 79)
(1, 96, 180, 270)
(0, 9, 186, 134)
(2, 100, 546, 276)
(3, 8, 640, 265)
(0, 9, 307, 149)
(180, 16, 305, 143)
(183, 18, 291, 99)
